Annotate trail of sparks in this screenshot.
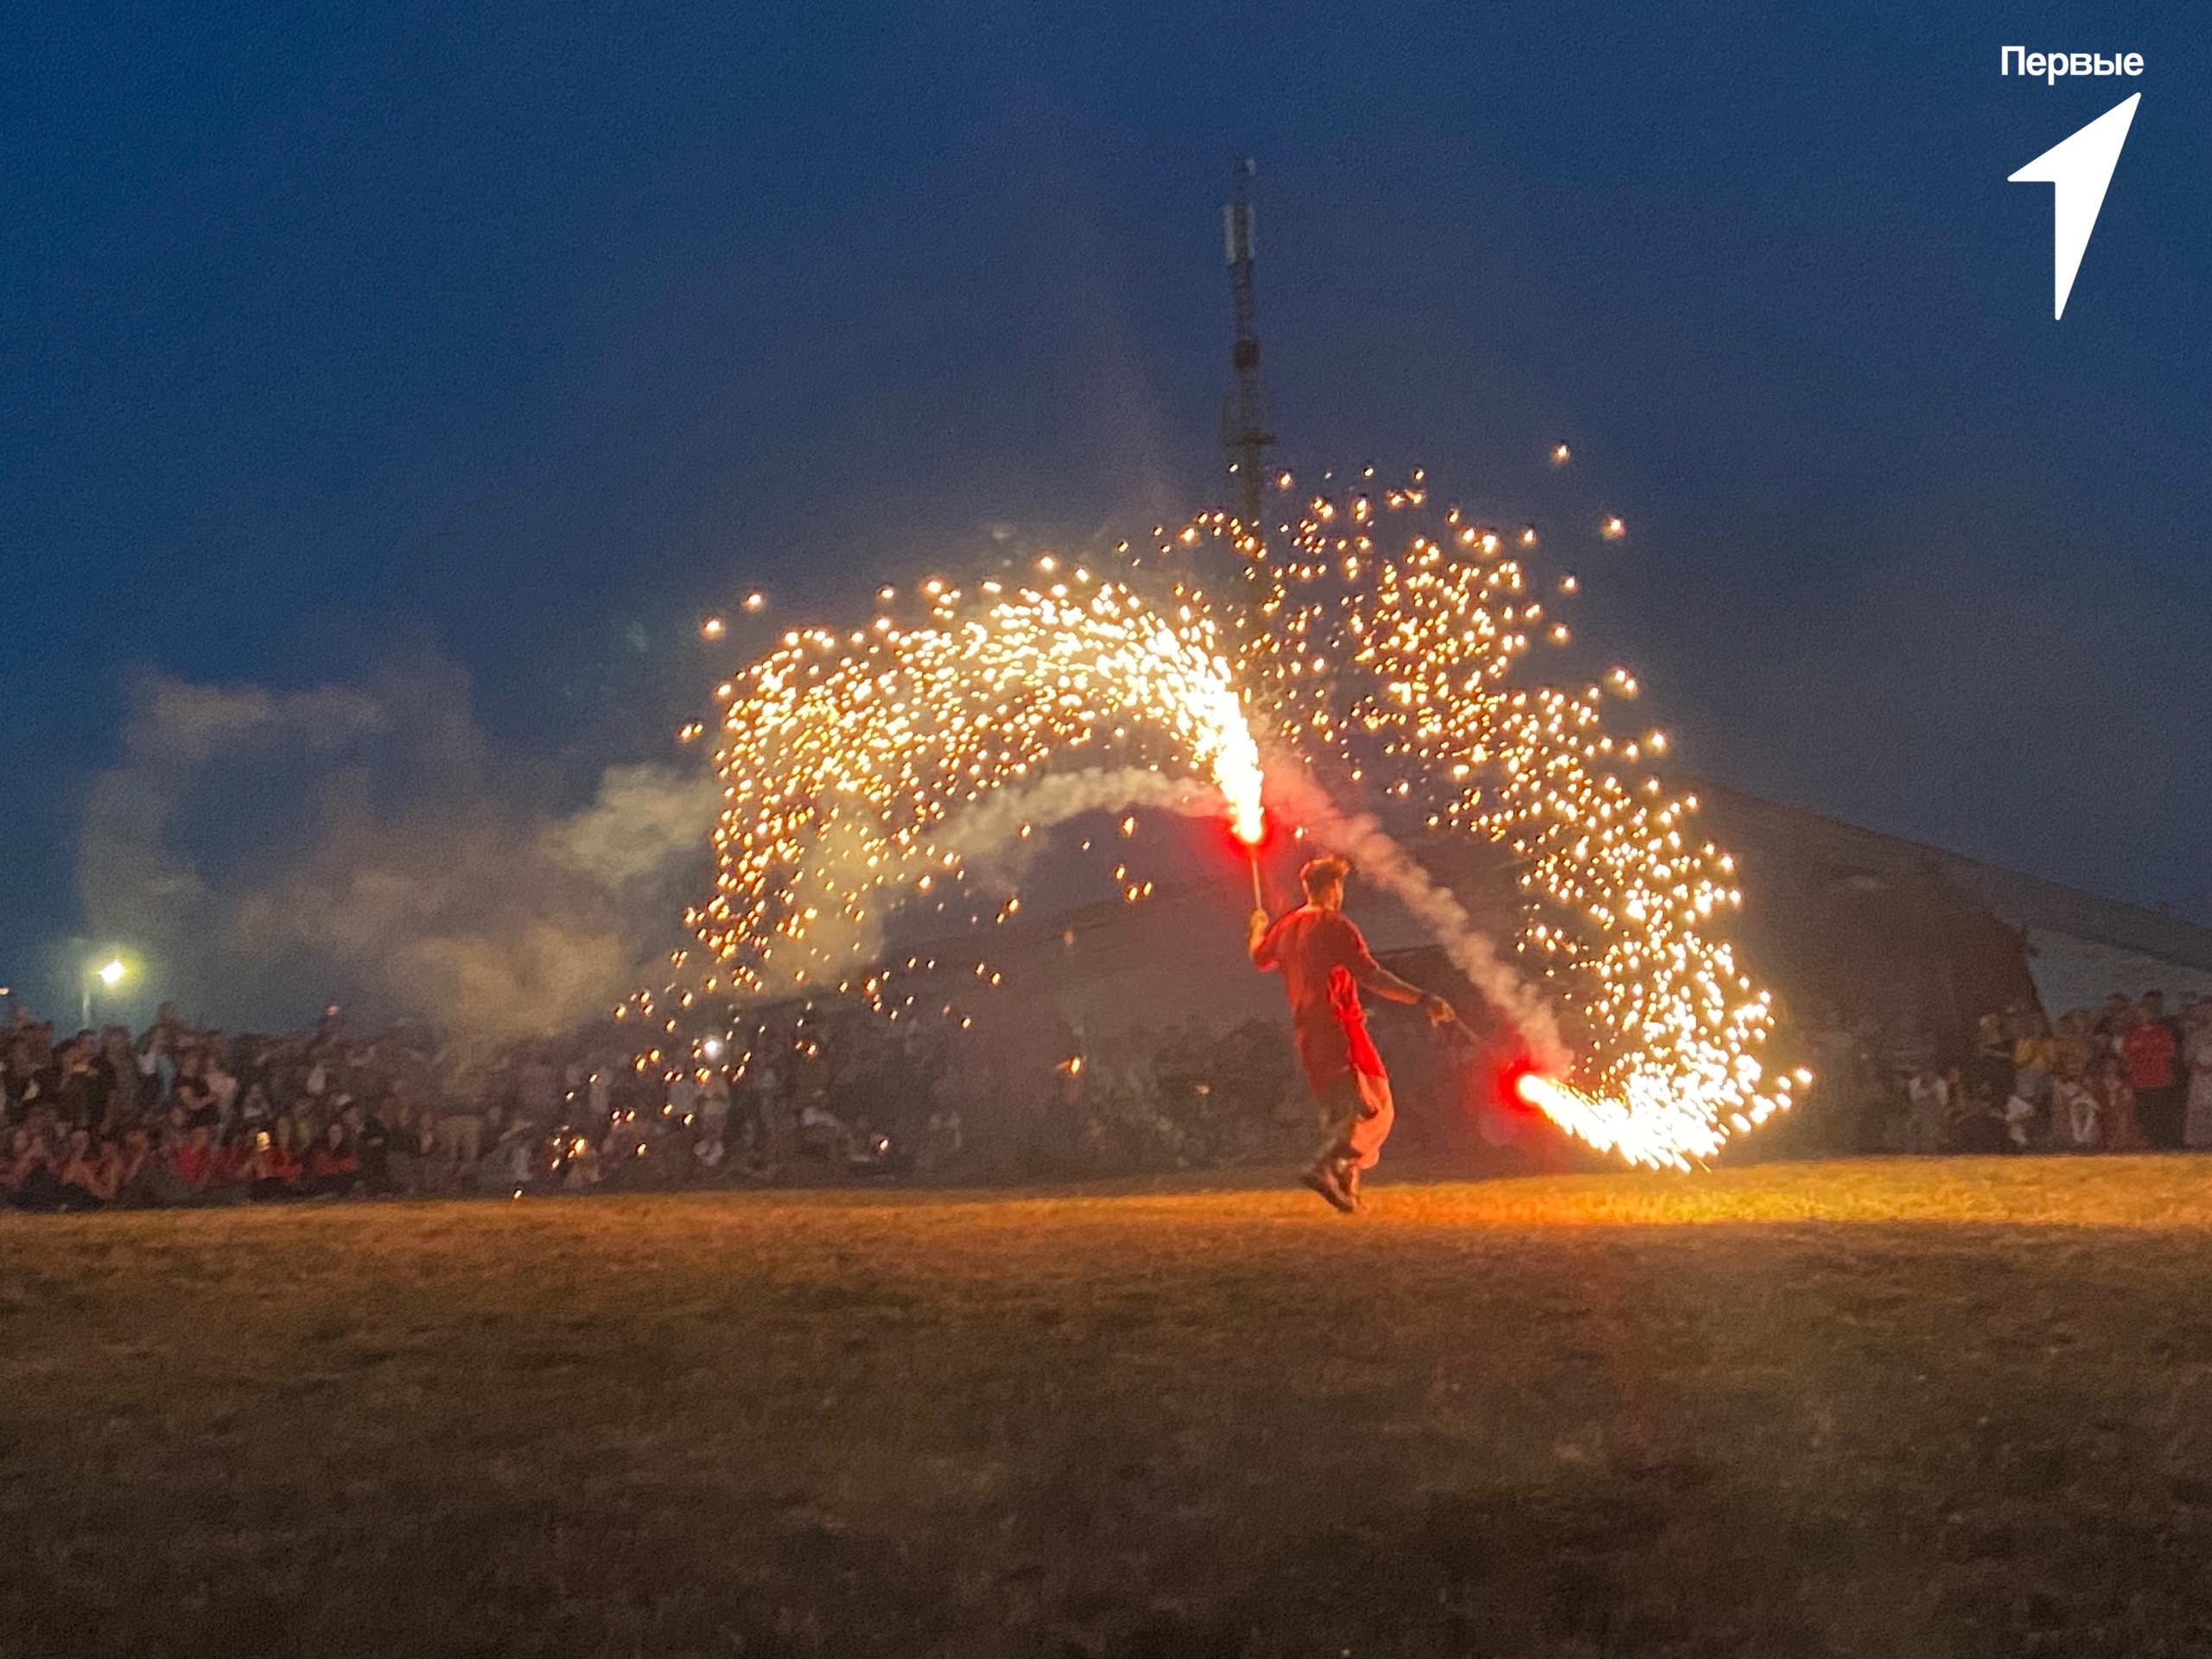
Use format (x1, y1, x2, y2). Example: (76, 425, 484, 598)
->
(680, 568, 1260, 1005)
(635, 471, 1799, 1169)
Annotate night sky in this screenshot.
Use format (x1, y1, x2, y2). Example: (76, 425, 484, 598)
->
(4, 2, 2207, 1018)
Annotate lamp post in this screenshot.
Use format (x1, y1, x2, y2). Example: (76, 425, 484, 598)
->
(83, 957, 125, 1029)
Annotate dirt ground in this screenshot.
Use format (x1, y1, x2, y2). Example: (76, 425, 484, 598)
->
(5, 1157, 2212, 1658)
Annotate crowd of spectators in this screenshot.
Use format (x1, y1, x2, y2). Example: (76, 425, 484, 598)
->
(0, 1003, 603, 1211)
(10, 981, 2202, 1212)
(0, 998, 1313, 1213)
(1828, 990, 2212, 1156)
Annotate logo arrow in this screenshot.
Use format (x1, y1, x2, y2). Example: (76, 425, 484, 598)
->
(2008, 92, 2139, 320)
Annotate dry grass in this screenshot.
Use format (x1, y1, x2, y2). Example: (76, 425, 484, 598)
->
(6, 1157, 2212, 1657)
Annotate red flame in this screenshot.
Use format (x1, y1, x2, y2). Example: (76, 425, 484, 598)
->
(1490, 1050, 1549, 1118)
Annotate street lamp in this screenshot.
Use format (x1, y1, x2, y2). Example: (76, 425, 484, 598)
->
(83, 956, 128, 1028)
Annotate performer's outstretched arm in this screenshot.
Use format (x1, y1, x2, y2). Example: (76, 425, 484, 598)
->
(1351, 953, 1458, 1025)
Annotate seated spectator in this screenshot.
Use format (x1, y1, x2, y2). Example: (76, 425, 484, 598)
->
(343, 1101, 393, 1194)
(1949, 1085, 2011, 1155)
(109, 1128, 158, 1206)
(169, 1123, 223, 1196)
(561, 1134, 603, 1191)
(302, 1122, 360, 1198)
(0, 1126, 49, 1207)
(10, 1127, 67, 1211)
(798, 1099, 853, 1161)
(243, 1129, 302, 1201)
(693, 1127, 728, 1174)
(475, 1113, 539, 1193)
(54, 1128, 116, 1209)
(433, 1104, 484, 1171)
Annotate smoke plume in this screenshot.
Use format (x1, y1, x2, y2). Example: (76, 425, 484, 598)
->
(79, 658, 716, 1052)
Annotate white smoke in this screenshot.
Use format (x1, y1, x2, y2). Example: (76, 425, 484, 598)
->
(753, 767, 1218, 988)
(931, 768, 1214, 879)
(79, 661, 717, 1052)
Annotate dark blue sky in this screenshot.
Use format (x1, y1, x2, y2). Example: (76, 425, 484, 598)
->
(4, 1, 2208, 1008)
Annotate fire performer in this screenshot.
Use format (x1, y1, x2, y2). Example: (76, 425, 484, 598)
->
(1249, 855, 1458, 1212)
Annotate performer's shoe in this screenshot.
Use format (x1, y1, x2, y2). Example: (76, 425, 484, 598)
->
(1300, 1162, 1356, 1214)
(1338, 1161, 1363, 1211)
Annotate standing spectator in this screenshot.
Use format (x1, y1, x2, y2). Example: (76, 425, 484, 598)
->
(2182, 1000, 2212, 1151)
(137, 1025, 175, 1108)
(381, 1096, 429, 1194)
(698, 1069, 732, 1144)
(100, 1029, 143, 1126)
(2092, 992, 2133, 1059)
(760, 1064, 796, 1170)
(1967, 1014, 2017, 1110)
(666, 1067, 700, 1129)
(1905, 1068, 1951, 1154)
(2092, 1054, 2151, 1153)
(2123, 992, 2183, 1148)
(2011, 1010, 2057, 1122)
(54, 1039, 111, 1131)
(515, 1048, 560, 1124)
(2053, 1010, 2097, 1090)
(204, 1043, 239, 1123)
(2050, 1065, 2100, 1151)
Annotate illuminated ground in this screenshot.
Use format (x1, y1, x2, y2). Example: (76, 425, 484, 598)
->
(6, 1158, 2212, 1657)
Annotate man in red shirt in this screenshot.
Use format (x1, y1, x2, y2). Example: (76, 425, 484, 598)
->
(2123, 991, 2183, 1148)
(1249, 855, 1457, 1212)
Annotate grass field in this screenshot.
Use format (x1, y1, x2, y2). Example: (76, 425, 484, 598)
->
(7, 1157, 2212, 1658)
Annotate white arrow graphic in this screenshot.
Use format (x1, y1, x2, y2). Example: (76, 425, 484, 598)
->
(2008, 93, 2139, 320)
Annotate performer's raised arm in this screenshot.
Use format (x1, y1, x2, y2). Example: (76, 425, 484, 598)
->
(1248, 908, 1279, 969)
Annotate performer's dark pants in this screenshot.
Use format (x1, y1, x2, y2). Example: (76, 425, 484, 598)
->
(1313, 1068, 1395, 1173)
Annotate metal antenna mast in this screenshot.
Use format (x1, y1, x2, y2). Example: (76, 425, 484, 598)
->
(1220, 156, 1274, 541)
